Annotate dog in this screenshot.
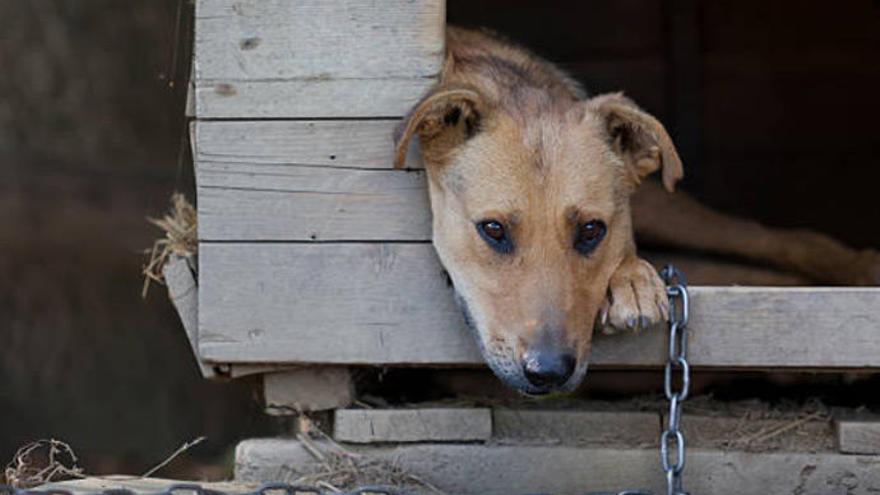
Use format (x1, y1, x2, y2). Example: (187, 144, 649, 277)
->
(393, 27, 880, 395)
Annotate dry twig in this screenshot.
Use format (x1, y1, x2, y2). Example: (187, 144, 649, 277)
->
(4, 439, 85, 488)
(292, 432, 445, 494)
(141, 436, 206, 478)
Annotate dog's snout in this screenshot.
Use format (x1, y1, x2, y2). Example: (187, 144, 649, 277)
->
(522, 349, 576, 388)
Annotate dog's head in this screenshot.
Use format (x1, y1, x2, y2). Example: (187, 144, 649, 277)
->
(394, 86, 682, 394)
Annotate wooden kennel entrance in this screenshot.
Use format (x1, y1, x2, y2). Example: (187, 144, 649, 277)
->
(174, 1, 880, 493)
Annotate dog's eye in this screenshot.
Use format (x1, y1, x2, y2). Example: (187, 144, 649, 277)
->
(574, 220, 607, 255)
(476, 220, 513, 254)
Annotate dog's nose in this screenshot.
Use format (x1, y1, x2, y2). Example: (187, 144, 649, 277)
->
(522, 350, 576, 388)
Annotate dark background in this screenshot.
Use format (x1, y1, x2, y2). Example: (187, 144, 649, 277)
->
(449, 0, 880, 248)
(0, 0, 268, 479)
(1, 0, 878, 480)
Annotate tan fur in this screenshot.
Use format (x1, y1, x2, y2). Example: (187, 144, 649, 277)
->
(394, 27, 681, 392)
(394, 27, 880, 392)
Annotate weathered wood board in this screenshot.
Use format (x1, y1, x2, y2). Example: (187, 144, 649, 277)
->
(197, 161, 431, 241)
(335, 408, 492, 443)
(198, 242, 880, 368)
(194, 120, 429, 241)
(193, 0, 444, 118)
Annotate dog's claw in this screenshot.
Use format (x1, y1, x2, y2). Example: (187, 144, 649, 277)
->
(599, 257, 668, 334)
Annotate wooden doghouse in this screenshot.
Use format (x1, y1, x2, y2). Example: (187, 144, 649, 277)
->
(168, 1, 880, 492)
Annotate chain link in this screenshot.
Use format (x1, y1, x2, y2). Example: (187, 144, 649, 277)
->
(659, 265, 691, 495)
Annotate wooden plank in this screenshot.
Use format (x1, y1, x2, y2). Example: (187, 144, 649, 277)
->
(334, 408, 492, 443)
(493, 409, 658, 447)
(194, 120, 422, 169)
(196, 161, 430, 241)
(162, 254, 216, 378)
(39, 477, 255, 495)
(236, 439, 880, 495)
(193, 120, 428, 241)
(198, 243, 480, 365)
(264, 368, 353, 414)
(194, 79, 438, 119)
(198, 242, 880, 368)
(193, 0, 443, 118)
(837, 420, 880, 455)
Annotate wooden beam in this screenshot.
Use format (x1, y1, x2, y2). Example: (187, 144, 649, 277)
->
(192, 0, 443, 118)
(198, 242, 880, 369)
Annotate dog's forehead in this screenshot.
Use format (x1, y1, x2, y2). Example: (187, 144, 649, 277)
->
(449, 112, 619, 214)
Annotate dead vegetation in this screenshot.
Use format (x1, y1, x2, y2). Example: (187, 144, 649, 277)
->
(142, 193, 197, 297)
(4, 440, 84, 488)
(290, 422, 445, 495)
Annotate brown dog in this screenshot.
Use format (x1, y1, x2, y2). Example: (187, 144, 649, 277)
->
(394, 27, 880, 394)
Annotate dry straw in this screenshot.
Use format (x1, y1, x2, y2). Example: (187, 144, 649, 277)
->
(4, 439, 84, 488)
(142, 193, 197, 297)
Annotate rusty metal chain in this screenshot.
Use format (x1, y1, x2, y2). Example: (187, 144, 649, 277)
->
(659, 265, 691, 495)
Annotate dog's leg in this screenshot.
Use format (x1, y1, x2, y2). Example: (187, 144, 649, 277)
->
(632, 181, 880, 285)
(598, 255, 669, 333)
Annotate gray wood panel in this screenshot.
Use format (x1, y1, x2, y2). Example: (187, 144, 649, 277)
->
(198, 243, 880, 368)
(194, 120, 430, 241)
(197, 161, 431, 241)
(193, 0, 443, 118)
(194, 120, 423, 169)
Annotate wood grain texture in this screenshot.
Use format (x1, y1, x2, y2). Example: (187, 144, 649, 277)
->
(193, 0, 443, 118)
(193, 120, 429, 241)
(198, 242, 880, 368)
(196, 161, 430, 241)
(163, 254, 216, 378)
(194, 120, 423, 169)
(334, 408, 492, 443)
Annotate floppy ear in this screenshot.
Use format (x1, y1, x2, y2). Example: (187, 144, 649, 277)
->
(393, 84, 486, 170)
(588, 93, 684, 192)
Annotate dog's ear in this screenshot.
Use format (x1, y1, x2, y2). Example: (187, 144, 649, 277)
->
(393, 84, 486, 170)
(588, 93, 684, 192)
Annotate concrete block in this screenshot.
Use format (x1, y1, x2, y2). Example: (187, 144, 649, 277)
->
(838, 420, 880, 454)
(235, 438, 880, 495)
(335, 408, 491, 443)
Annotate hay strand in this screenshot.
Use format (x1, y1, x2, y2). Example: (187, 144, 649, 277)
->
(141, 436, 206, 478)
(293, 432, 445, 495)
(142, 192, 197, 297)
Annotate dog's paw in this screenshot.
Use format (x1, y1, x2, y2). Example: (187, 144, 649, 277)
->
(597, 257, 669, 334)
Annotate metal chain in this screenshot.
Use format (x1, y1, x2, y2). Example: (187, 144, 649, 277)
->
(659, 265, 690, 495)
